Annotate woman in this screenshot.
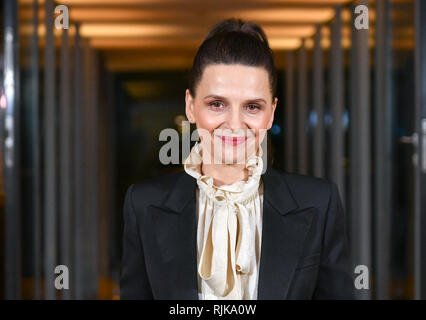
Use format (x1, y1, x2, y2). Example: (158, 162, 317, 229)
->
(120, 18, 354, 300)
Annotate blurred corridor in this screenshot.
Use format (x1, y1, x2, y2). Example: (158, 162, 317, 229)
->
(0, 0, 425, 300)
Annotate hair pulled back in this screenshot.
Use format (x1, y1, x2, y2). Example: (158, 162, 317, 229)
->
(188, 18, 277, 98)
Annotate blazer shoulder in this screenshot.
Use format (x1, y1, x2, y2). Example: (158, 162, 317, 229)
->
(127, 170, 188, 210)
(271, 168, 335, 210)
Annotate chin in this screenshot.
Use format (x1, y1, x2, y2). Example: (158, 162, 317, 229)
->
(219, 147, 248, 165)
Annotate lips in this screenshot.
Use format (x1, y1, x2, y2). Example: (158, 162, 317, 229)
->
(219, 135, 248, 146)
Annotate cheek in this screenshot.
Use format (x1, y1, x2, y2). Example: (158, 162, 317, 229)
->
(194, 106, 219, 132)
(245, 113, 271, 147)
(246, 112, 272, 132)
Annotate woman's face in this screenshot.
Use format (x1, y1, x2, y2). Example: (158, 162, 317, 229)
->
(185, 63, 277, 165)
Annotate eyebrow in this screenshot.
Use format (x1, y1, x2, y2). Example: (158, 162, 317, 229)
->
(203, 94, 267, 104)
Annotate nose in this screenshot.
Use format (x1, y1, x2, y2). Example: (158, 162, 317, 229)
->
(226, 107, 246, 132)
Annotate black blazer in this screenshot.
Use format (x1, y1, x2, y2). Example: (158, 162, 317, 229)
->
(120, 165, 354, 300)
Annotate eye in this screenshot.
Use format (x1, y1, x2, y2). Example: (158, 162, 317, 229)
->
(208, 101, 225, 111)
(246, 104, 261, 113)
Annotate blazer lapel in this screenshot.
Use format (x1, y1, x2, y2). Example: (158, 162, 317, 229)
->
(257, 166, 316, 300)
(148, 171, 199, 300)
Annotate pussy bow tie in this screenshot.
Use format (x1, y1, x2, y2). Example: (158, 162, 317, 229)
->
(183, 142, 263, 298)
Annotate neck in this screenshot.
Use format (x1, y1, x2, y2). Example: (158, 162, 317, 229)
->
(201, 162, 249, 187)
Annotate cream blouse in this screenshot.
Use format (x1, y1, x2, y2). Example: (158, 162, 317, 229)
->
(183, 141, 264, 300)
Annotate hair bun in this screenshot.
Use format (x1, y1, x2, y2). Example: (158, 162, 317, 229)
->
(205, 18, 271, 49)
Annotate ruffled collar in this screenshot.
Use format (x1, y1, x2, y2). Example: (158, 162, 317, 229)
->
(183, 141, 263, 205)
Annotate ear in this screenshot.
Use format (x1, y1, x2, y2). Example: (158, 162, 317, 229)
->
(267, 97, 278, 130)
(185, 89, 196, 124)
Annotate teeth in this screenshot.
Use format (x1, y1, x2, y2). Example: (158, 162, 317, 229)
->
(222, 137, 245, 140)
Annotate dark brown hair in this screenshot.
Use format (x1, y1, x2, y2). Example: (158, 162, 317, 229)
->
(188, 18, 277, 99)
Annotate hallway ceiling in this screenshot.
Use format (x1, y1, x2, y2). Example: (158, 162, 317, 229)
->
(18, 0, 414, 71)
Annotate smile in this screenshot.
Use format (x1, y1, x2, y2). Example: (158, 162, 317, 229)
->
(218, 135, 248, 146)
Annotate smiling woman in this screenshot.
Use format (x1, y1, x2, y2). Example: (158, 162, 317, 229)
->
(120, 18, 354, 300)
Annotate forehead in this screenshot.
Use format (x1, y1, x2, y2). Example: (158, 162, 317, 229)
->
(198, 64, 270, 97)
